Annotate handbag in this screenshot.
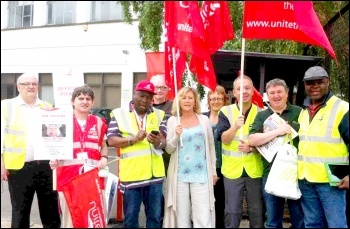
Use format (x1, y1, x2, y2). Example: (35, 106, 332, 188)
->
(264, 134, 301, 200)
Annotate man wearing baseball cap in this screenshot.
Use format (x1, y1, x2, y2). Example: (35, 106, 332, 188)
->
(107, 80, 167, 228)
(297, 66, 349, 228)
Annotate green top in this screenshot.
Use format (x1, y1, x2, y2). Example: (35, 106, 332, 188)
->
(249, 103, 302, 177)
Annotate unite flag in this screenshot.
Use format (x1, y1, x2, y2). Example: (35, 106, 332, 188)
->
(164, 1, 236, 94)
(190, 1, 234, 92)
(242, 1, 336, 59)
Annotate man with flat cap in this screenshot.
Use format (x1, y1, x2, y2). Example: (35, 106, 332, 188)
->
(107, 80, 167, 228)
(297, 66, 349, 228)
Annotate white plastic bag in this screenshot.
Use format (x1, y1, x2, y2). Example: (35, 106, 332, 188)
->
(264, 135, 301, 200)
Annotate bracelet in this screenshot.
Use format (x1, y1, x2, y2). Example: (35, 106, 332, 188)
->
(128, 137, 133, 146)
(157, 141, 162, 148)
(102, 155, 108, 159)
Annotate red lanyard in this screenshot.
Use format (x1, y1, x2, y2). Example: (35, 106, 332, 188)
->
(73, 115, 89, 152)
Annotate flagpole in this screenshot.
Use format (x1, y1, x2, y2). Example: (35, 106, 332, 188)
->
(172, 47, 183, 146)
(239, 38, 246, 140)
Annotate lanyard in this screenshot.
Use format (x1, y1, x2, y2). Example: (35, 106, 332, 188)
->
(73, 115, 89, 152)
(131, 105, 147, 130)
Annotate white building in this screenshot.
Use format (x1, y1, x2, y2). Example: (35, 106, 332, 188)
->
(1, 1, 151, 109)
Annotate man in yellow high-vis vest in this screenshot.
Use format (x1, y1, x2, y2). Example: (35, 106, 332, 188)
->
(216, 75, 264, 228)
(298, 66, 349, 228)
(107, 80, 167, 228)
(1, 73, 60, 228)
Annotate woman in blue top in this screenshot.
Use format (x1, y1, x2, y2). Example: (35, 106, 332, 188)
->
(163, 87, 217, 228)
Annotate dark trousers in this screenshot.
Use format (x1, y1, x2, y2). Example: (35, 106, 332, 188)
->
(214, 168, 225, 228)
(8, 161, 61, 228)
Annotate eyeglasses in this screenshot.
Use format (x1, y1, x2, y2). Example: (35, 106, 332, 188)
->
(155, 86, 168, 91)
(19, 82, 39, 87)
(209, 98, 224, 102)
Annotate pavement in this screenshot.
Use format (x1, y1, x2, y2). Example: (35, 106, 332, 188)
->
(1, 147, 291, 228)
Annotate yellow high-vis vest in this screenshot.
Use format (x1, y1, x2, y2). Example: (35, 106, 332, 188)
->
(298, 96, 349, 183)
(1, 99, 51, 169)
(221, 104, 263, 179)
(113, 108, 165, 182)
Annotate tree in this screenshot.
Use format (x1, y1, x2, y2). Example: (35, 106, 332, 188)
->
(118, 1, 349, 101)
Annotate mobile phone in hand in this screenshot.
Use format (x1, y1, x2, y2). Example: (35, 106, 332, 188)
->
(151, 130, 159, 135)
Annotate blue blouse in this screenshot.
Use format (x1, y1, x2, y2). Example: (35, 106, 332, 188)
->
(177, 124, 208, 183)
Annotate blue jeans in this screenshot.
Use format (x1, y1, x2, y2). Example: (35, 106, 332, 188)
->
(298, 179, 347, 228)
(123, 183, 163, 228)
(262, 177, 304, 228)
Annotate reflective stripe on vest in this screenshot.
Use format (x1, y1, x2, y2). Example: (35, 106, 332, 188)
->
(120, 149, 151, 159)
(221, 104, 263, 179)
(113, 108, 165, 182)
(222, 149, 256, 158)
(299, 99, 343, 144)
(298, 96, 349, 182)
(3, 100, 51, 169)
(4, 101, 25, 152)
(298, 155, 348, 163)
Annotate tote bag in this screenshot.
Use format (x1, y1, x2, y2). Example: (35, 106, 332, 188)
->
(264, 135, 301, 200)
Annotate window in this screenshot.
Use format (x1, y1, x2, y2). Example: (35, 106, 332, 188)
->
(1, 73, 22, 99)
(39, 73, 54, 105)
(8, 1, 33, 28)
(47, 1, 75, 25)
(91, 1, 124, 22)
(84, 73, 122, 109)
(133, 73, 147, 89)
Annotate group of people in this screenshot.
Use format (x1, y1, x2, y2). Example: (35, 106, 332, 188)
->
(1, 66, 348, 228)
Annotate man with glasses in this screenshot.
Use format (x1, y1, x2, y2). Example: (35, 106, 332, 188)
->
(150, 74, 173, 117)
(1, 73, 61, 228)
(149, 74, 172, 227)
(297, 66, 349, 228)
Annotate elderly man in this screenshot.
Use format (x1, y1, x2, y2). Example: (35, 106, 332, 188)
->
(297, 66, 349, 228)
(1, 73, 60, 228)
(107, 80, 167, 228)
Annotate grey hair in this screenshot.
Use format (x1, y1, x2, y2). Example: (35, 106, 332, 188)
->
(266, 78, 289, 92)
(150, 74, 167, 86)
(17, 73, 38, 84)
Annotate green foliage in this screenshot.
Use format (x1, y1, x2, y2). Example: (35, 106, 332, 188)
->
(182, 69, 205, 100)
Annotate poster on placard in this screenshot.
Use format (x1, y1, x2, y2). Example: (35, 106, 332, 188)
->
(53, 69, 84, 107)
(34, 107, 74, 160)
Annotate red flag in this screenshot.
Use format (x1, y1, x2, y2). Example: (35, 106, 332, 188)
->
(242, 1, 336, 59)
(145, 52, 165, 79)
(165, 1, 209, 58)
(164, 45, 186, 99)
(189, 55, 217, 92)
(56, 164, 105, 191)
(61, 168, 106, 228)
(164, 1, 187, 99)
(200, 1, 234, 54)
(252, 87, 264, 109)
(189, 1, 235, 92)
